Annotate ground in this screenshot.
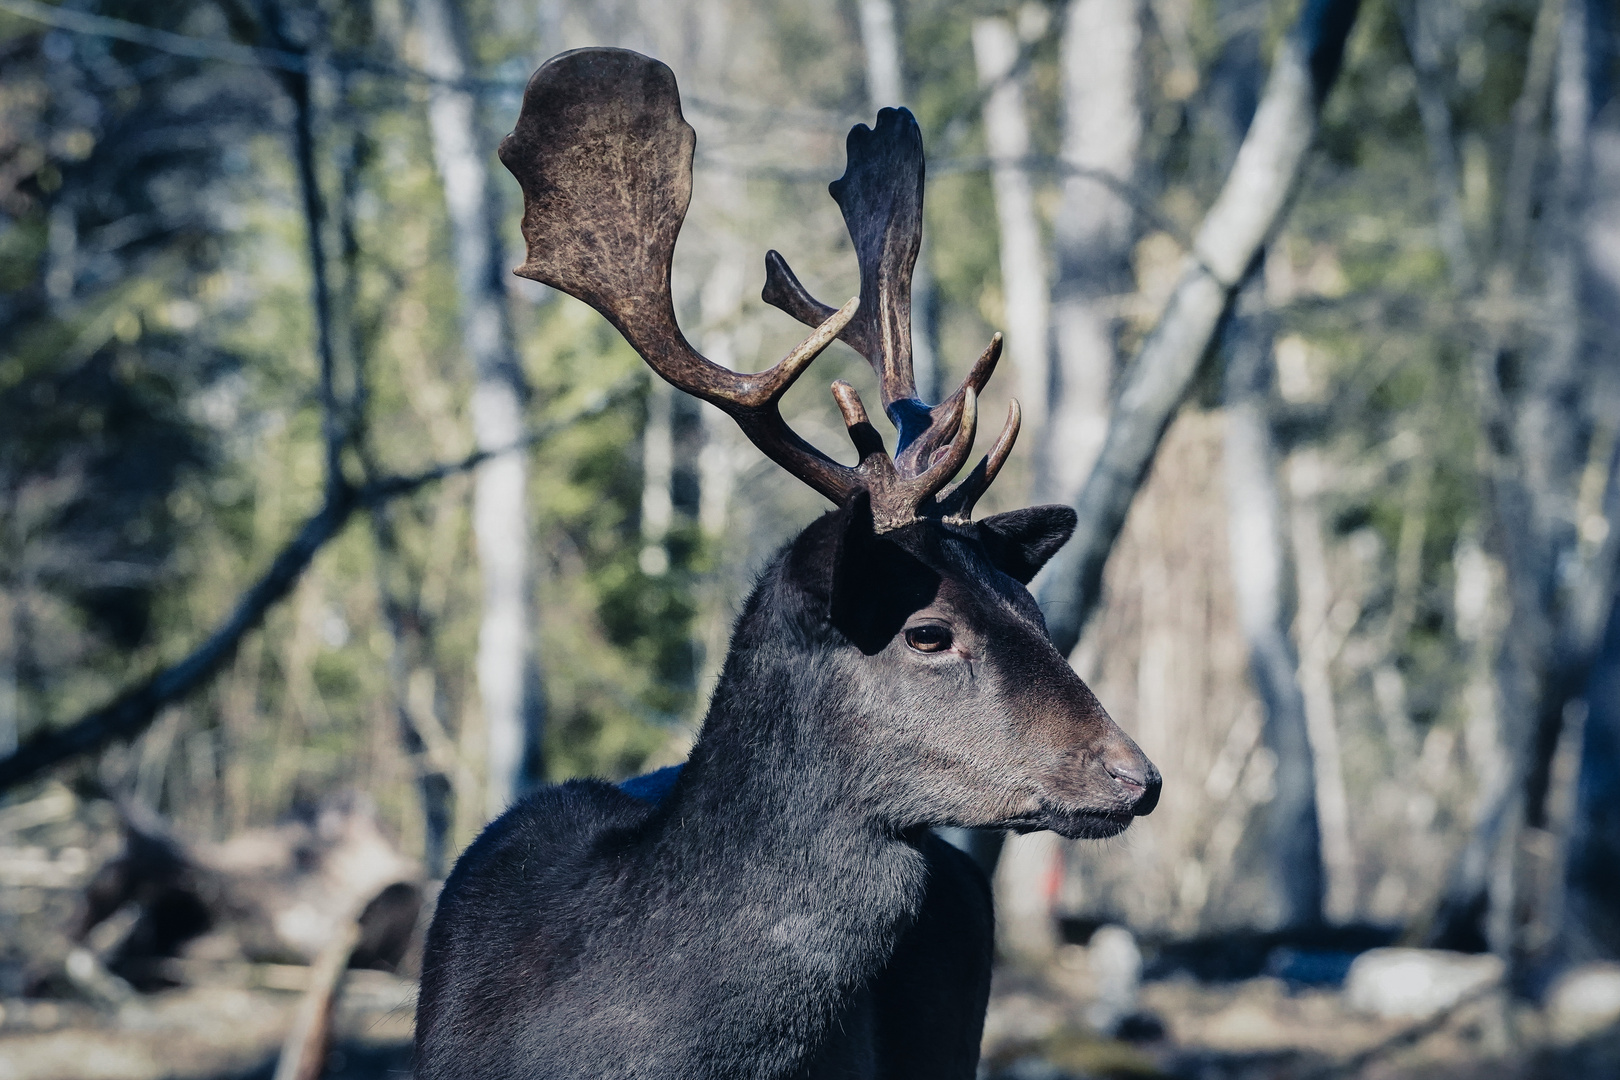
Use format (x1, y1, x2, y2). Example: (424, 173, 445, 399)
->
(1, 962, 1618, 1079)
(2, 788, 1617, 1079)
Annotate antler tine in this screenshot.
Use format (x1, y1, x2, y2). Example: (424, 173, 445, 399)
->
(894, 334, 1003, 478)
(762, 108, 1017, 525)
(938, 400, 1021, 525)
(712, 299, 864, 504)
(764, 108, 930, 447)
(831, 382, 980, 532)
(499, 48, 863, 505)
(504, 47, 1017, 527)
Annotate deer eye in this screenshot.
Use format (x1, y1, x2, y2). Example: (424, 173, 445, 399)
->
(904, 625, 953, 653)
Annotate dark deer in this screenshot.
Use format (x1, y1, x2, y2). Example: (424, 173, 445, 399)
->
(415, 48, 1160, 1080)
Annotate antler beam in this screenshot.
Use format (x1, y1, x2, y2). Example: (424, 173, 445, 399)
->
(761, 107, 1019, 517)
(499, 48, 1018, 529)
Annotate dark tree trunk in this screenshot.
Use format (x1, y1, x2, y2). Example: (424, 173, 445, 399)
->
(1424, 0, 1620, 970)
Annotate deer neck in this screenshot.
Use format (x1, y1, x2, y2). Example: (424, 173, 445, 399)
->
(651, 628, 929, 974)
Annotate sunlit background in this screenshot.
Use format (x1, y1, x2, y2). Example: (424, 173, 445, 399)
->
(1, 0, 1618, 1077)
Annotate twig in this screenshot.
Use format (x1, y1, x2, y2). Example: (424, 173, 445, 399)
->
(272, 917, 363, 1080)
(0, 0, 1056, 136)
(252, 6, 348, 506)
(0, 385, 629, 794)
(1499, 0, 1567, 272)
(1296, 982, 1501, 1080)
(0, 0, 306, 71)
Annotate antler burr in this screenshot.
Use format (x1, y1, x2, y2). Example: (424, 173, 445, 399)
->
(499, 47, 1020, 529)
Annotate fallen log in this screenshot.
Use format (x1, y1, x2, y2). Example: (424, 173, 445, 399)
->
(71, 793, 423, 991)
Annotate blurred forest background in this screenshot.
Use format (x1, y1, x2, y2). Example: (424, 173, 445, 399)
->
(2, 0, 1620, 1076)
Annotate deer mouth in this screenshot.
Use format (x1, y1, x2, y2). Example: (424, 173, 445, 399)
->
(1005, 806, 1136, 840)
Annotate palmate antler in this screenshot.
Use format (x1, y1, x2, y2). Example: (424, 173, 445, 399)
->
(498, 48, 1019, 531)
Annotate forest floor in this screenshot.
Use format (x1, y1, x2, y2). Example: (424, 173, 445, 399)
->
(1, 788, 1617, 1079)
(0, 964, 1616, 1080)
(981, 962, 1620, 1080)
(2, 953, 1617, 1080)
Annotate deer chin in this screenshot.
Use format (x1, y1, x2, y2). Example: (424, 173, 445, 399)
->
(1017, 805, 1137, 841)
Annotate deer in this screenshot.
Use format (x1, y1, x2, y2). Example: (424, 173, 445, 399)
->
(414, 47, 1161, 1080)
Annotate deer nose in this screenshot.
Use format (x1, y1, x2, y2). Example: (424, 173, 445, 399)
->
(1104, 755, 1162, 817)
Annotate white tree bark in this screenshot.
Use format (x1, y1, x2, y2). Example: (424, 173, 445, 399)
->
(1222, 275, 1325, 930)
(858, 0, 939, 401)
(994, 830, 1062, 962)
(416, 0, 544, 817)
(1038, 0, 1365, 656)
(1286, 450, 1358, 923)
(857, 0, 903, 107)
(0, 592, 17, 757)
(696, 230, 748, 540)
(1043, 0, 1142, 504)
(639, 379, 675, 576)
(972, 13, 1061, 964)
(973, 17, 1050, 434)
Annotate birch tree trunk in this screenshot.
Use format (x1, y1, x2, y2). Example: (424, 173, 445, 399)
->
(858, 0, 903, 109)
(972, 11, 1060, 964)
(696, 238, 747, 544)
(1562, 13, 1620, 961)
(1513, 0, 1620, 966)
(973, 16, 1051, 439)
(639, 378, 675, 576)
(1043, 0, 1142, 504)
(1221, 273, 1324, 930)
(1412, 0, 1561, 954)
(416, 0, 545, 817)
(859, 0, 940, 402)
(1286, 450, 1358, 923)
(0, 593, 17, 758)
(1038, 0, 1364, 656)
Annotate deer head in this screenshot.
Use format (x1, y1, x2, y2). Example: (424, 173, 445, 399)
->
(499, 48, 1159, 838)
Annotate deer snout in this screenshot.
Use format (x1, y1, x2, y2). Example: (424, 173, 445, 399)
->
(1102, 745, 1161, 817)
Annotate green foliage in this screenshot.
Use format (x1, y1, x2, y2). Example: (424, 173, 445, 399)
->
(3, 1, 1612, 937)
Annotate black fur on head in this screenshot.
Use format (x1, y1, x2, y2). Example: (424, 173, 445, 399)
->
(738, 501, 1158, 841)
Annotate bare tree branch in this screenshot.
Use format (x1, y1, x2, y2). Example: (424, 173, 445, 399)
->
(0, 389, 627, 795)
(0, 0, 307, 71)
(1398, 1, 1475, 290)
(271, 918, 362, 1080)
(1038, 0, 1364, 656)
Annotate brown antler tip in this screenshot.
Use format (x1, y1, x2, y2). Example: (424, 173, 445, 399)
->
(833, 381, 891, 466)
(499, 49, 693, 319)
(755, 298, 860, 404)
(938, 397, 1020, 525)
(831, 380, 870, 427)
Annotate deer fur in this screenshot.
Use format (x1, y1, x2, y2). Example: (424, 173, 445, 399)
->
(416, 502, 1159, 1079)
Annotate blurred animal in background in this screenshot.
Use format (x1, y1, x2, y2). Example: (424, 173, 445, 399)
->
(414, 48, 1160, 1080)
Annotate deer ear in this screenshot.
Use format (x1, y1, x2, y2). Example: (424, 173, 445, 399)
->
(830, 493, 939, 653)
(977, 505, 1077, 584)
